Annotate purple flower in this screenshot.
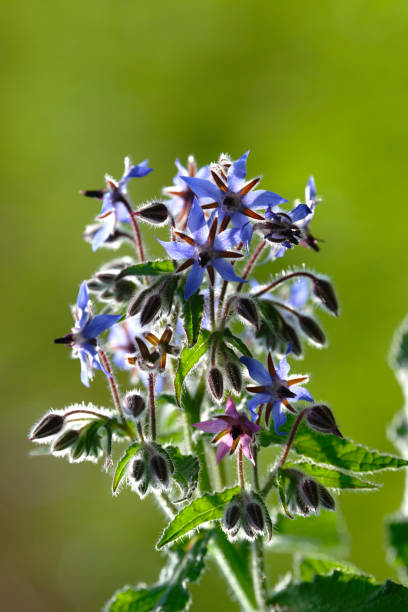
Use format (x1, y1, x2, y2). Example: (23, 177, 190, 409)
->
(180, 151, 287, 250)
(156, 198, 245, 299)
(240, 353, 313, 433)
(163, 156, 211, 224)
(82, 157, 153, 251)
(193, 397, 261, 464)
(54, 282, 121, 387)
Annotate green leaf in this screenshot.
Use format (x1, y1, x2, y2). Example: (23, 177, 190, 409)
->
(259, 416, 408, 473)
(107, 532, 210, 612)
(387, 515, 408, 582)
(174, 329, 212, 404)
(271, 510, 347, 556)
(157, 487, 240, 549)
(117, 260, 175, 279)
(268, 571, 408, 611)
(182, 292, 204, 347)
(112, 442, 141, 493)
(296, 557, 368, 582)
(283, 462, 378, 490)
(165, 446, 199, 498)
(223, 327, 253, 357)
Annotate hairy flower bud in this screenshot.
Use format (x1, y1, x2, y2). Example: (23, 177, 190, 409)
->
(30, 414, 65, 440)
(150, 454, 169, 485)
(281, 320, 302, 356)
(140, 294, 162, 326)
(207, 367, 224, 400)
(132, 459, 145, 482)
(127, 287, 152, 317)
(319, 484, 336, 510)
(223, 501, 241, 533)
(52, 429, 79, 452)
(226, 361, 242, 393)
(245, 501, 265, 533)
(136, 202, 168, 224)
(313, 278, 339, 316)
(301, 478, 320, 510)
(298, 315, 326, 345)
(123, 392, 146, 419)
(306, 404, 343, 437)
(236, 298, 259, 329)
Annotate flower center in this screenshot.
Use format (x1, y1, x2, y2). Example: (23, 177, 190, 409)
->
(222, 192, 242, 213)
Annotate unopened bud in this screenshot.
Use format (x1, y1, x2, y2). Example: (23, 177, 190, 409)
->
(140, 294, 162, 326)
(30, 414, 64, 440)
(226, 361, 242, 392)
(207, 367, 224, 400)
(319, 485, 335, 510)
(298, 315, 326, 345)
(281, 321, 302, 356)
(137, 479, 149, 497)
(301, 479, 320, 510)
(127, 287, 153, 317)
(150, 454, 169, 485)
(223, 501, 241, 532)
(113, 280, 135, 303)
(132, 459, 145, 482)
(245, 502, 265, 533)
(123, 392, 146, 419)
(136, 202, 168, 224)
(52, 429, 79, 452)
(306, 404, 343, 437)
(236, 298, 259, 329)
(313, 278, 339, 316)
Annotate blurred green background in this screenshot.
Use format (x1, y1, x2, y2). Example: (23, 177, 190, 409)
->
(3, 0, 408, 610)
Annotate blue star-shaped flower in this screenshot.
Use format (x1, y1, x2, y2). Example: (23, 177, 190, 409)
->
(240, 352, 313, 433)
(82, 157, 153, 251)
(163, 156, 211, 223)
(54, 282, 121, 386)
(156, 198, 245, 299)
(179, 151, 287, 250)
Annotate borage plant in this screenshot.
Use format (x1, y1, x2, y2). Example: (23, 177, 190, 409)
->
(30, 152, 408, 611)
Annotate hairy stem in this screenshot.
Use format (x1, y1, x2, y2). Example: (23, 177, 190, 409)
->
(252, 445, 260, 491)
(237, 240, 266, 293)
(121, 197, 145, 262)
(98, 348, 124, 420)
(209, 283, 216, 330)
(253, 270, 316, 298)
(148, 373, 157, 440)
(238, 445, 245, 489)
(251, 537, 268, 611)
(136, 421, 145, 443)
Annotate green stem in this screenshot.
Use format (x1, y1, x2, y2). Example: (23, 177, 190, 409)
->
(209, 282, 216, 330)
(236, 240, 266, 293)
(98, 348, 124, 421)
(252, 445, 260, 491)
(238, 445, 245, 489)
(121, 196, 145, 262)
(253, 270, 316, 298)
(251, 537, 268, 611)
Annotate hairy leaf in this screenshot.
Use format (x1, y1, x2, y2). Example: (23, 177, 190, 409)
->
(117, 260, 175, 279)
(296, 557, 367, 582)
(268, 571, 408, 611)
(112, 442, 141, 493)
(387, 516, 408, 582)
(107, 532, 210, 612)
(223, 328, 253, 357)
(260, 417, 408, 473)
(157, 487, 240, 549)
(165, 446, 199, 498)
(283, 462, 378, 490)
(174, 330, 212, 404)
(182, 292, 204, 347)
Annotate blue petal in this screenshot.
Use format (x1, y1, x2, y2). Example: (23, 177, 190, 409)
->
(79, 351, 90, 387)
(92, 213, 116, 251)
(77, 281, 89, 311)
(243, 189, 288, 209)
(272, 402, 287, 434)
(188, 197, 206, 233)
(291, 385, 313, 403)
(180, 176, 223, 202)
(185, 261, 205, 299)
(213, 258, 245, 283)
(101, 192, 115, 215)
(121, 160, 153, 183)
(83, 314, 122, 339)
(306, 176, 316, 203)
(289, 278, 309, 308)
(276, 355, 290, 379)
(213, 228, 241, 250)
(247, 393, 273, 418)
(239, 221, 253, 252)
(240, 357, 272, 385)
(290, 204, 311, 223)
(156, 238, 195, 260)
(227, 151, 249, 192)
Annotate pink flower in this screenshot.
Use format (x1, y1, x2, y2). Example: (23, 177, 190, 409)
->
(193, 397, 261, 464)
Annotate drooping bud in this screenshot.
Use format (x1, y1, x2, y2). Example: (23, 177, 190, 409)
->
(301, 478, 320, 510)
(245, 501, 265, 533)
(223, 492, 272, 541)
(306, 404, 343, 437)
(150, 454, 169, 486)
(236, 298, 259, 329)
(127, 287, 152, 317)
(312, 278, 339, 316)
(318, 484, 336, 510)
(123, 392, 146, 420)
(140, 294, 162, 326)
(226, 361, 242, 393)
(281, 320, 302, 356)
(223, 500, 241, 533)
(52, 429, 79, 452)
(148, 443, 174, 489)
(132, 459, 145, 481)
(136, 202, 168, 225)
(30, 414, 65, 440)
(298, 315, 326, 345)
(207, 367, 224, 400)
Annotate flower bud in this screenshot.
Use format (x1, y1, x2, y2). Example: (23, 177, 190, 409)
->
(207, 367, 224, 400)
(306, 404, 343, 437)
(132, 459, 145, 482)
(313, 278, 339, 316)
(150, 454, 169, 486)
(281, 321, 302, 356)
(236, 298, 259, 329)
(127, 287, 151, 317)
(136, 202, 168, 224)
(245, 501, 265, 533)
(226, 361, 242, 393)
(123, 392, 146, 420)
(223, 500, 241, 533)
(140, 294, 162, 326)
(298, 315, 326, 345)
(113, 279, 135, 303)
(52, 429, 79, 452)
(318, 484, 335, 510)
(30, 414, 65, 440)
(301, 478, 320, 510)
